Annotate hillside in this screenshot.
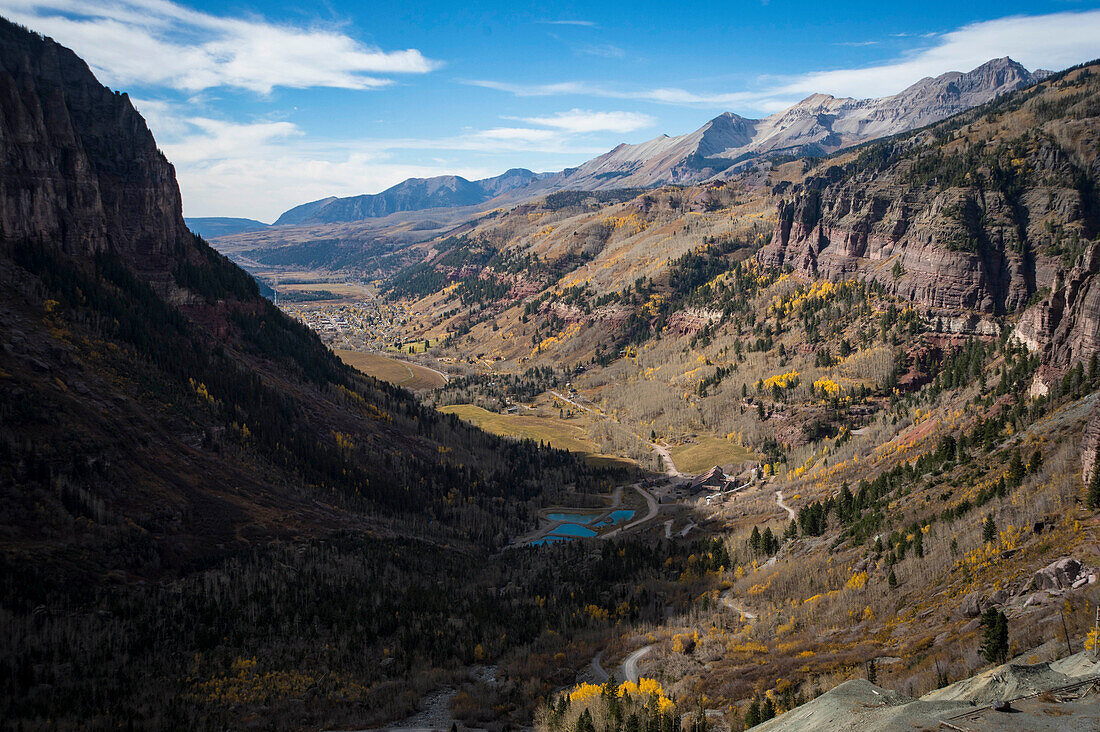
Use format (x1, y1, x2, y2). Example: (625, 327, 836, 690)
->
(260, 58, 1042, 231)
(5, 12, 1100, 732)
(358, 62, 1100, 730)
(0, 19, 688, 730)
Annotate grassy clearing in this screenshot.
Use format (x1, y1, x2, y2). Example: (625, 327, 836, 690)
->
(670, 436, 757, 474)
(439, 404, 599, 453)
(584, 454, 638, 470)
(336, 350, 446, 390)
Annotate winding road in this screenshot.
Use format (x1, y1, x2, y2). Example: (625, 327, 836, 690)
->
(550, 390, 683, 478)
(618, 645, 653, 683)
(776, 490, 796, 521)
(602, 484, 659, 539)
(720, 590, 758, 620)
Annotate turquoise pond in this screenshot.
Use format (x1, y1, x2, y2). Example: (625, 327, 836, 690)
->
(546, 512, 600, 524)
(549, 523, 598, 538)
(605, 509, 635, 525)
(529, 536, 573, 547)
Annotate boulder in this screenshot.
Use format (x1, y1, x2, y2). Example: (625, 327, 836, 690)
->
(1032, 557, 1082, 591)
(960, 591, 987, 618)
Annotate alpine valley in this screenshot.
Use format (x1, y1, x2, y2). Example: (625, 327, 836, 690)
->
(3, 10, 1100, 732)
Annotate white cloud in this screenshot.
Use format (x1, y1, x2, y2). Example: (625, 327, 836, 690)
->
(537, 19, 596, 27)
(577, 43, 625, 59)
(470, 9, 1100, 112)
(0, 0, 440, 93)
(772, 10, 1100, 99)
(515, 109, 655, 134)
(131, 101, 603, 220)
(464, 79, 757, 107)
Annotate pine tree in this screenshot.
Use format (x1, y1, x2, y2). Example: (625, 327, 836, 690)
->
(1088, 453, 1100, 510)
(867, 659, 877, 684)
(888, 569, 897, 588)
(1006, 450, 1025, 488)
(980, 608, 1009, 664)
(982, 514, 997, 544)
(749, 526, 762, 554)
(744, 699, 760, 728)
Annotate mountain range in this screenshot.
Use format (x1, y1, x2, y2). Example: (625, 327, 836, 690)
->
(269, 57, 1046, 227)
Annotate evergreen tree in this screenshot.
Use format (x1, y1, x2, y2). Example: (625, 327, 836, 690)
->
(744, 699, 760, 728)
(762, 527, 776, 555)
(888, 569, 897, 588)
(979, 608, 1009, 664)
(867, 659, 877, 684)
(749, 526, 762, 554)
(982, 514, 997, 544)
(1089, 454, 1100, 510)
(1006, 451, 1025, 488)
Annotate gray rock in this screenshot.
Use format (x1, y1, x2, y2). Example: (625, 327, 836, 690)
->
(1032, 557, 1082, 591)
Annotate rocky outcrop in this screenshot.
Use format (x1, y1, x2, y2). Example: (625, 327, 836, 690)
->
(761, 63, 1100, 317)
(0, 18, 190, 273)
(759, 180, 1041, 314)
(1014, 243, 1100, 366)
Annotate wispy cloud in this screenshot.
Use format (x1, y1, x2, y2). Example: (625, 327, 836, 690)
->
(833, 41, 880, 47)
(537, 19, 597, 27)
(464, 79, 757, 107)
(131, 100, 612, 220)
(512, 109, 655, 134)
(577, 43, 625, 59)
(472, 9, 1100, 111)
(0, 0, 441, 93)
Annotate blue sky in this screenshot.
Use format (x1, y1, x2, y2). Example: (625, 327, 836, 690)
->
(3, 0, 1100, 221)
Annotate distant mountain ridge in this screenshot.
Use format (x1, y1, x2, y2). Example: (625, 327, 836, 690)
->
(275, 168, 551, 225)
(185, 216, 270, 238)
(553, 57, 1044, 189)
(270, 57, 1046, 227)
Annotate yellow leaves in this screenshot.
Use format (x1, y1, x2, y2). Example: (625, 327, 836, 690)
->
(763, 370, 801, 390)
(333, 431, 355, 451)
(189, 378, 215, 404)
(814, 377, 841, 398)
(846, 570, 868, 591)
(1087, 627, 1098, 652)
(619, 678, 674, 713)
(602, 213, 647, 236)
(862, 605, 875, 622)
(584, 604, 610, 621)
(569, 682, 604, 706)
(799, 650, 815, 658)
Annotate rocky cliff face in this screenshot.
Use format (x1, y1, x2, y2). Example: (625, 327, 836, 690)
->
(0, 19, 189, 274)
(760, 61, 1100, 322)
(1014, 243, 1100, 367)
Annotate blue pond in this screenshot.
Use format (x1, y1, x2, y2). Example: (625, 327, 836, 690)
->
(593, 509, 636, 528)
(549, 523, 598, 538)
(546, 512, 600, 524)
(529, 535, 573, 547)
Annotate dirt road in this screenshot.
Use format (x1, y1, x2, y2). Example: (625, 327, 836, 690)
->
(776, 490, 796, 521)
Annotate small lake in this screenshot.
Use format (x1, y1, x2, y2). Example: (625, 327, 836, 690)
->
(549, 523, 598, 538)
(546, 512, 601, 524)
(529, 536, 573, 547)
(593, 509, 635, 527)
